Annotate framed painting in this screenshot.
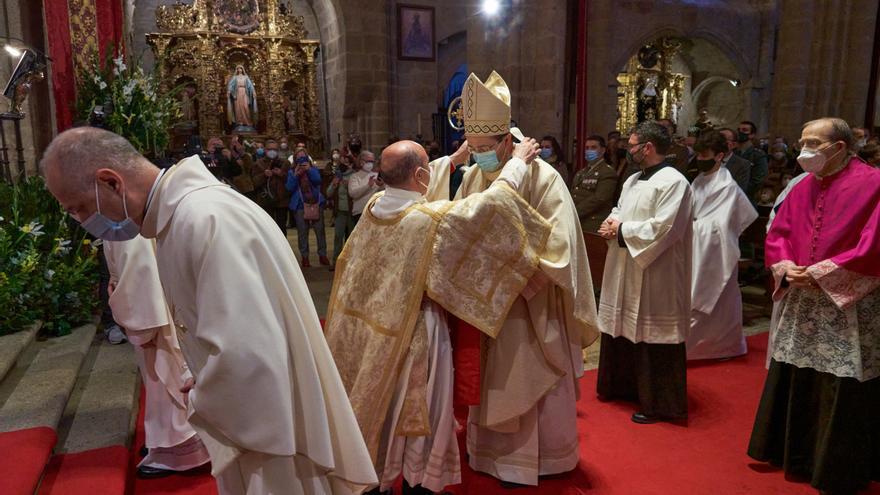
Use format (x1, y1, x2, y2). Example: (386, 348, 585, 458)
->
(398, 4, 435, 61)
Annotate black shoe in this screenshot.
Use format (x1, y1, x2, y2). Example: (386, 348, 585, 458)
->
(499, 480, 529, 489)
(139, 445, 148, 458)
(631, 412, 659, 424)
(136, 465, 177, 479)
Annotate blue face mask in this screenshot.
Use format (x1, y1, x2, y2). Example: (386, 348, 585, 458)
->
(80, 182, 140, 242)
(539, 148, 553, 160)
(585, 150, 600, 162)
(255, 148, 265, 158)
(473, 149, 501, 172)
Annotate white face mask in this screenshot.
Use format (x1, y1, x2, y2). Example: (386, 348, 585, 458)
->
(416, 166, 431, 193)
(797, 142, 842, 174)
(362, 162, 374, 172)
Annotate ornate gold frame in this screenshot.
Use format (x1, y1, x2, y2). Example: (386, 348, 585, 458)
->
(616, 38, 687, 133)
(147, 0, 321, 146)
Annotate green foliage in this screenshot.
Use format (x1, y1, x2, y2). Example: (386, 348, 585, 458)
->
(0, 177, 99, 337)
(74, 48, 181, 157)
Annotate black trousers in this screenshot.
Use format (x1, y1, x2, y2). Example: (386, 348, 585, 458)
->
(596, 333, 688, 419)
(748, 360, 880, 494)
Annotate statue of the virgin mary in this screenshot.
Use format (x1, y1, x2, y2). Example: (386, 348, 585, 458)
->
(227, 65, 257, 131)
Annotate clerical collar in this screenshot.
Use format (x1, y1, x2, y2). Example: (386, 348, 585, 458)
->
(144, 168, 168, 216)
(383, 186, 424, 202)
(638, 161, 670, 181)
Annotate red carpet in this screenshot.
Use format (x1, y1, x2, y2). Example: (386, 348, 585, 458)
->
(132, 334, 880, 495)
(38, 445, 129, 495)
(0, 426, 57, 495)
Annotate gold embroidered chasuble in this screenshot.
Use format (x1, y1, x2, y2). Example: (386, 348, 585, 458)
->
(325, 182, 551, 466)
(454, 155, 599, 431)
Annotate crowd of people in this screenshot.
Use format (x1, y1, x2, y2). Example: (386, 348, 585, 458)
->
(35, 67, 879, 495)
(192, 133, 394, 271)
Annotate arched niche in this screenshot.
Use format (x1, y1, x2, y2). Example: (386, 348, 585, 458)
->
(615, 36, 746, 134)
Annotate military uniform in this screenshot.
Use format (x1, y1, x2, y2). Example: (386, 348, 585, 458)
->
(665, 142, 691, 176)
(570, 158, 618, 233)
(735, 143, 768, 200)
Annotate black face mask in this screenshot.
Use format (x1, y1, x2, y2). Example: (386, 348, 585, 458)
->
(737, 132, 750, 143)
(626, 143, 646, 166)
(695, 158, 718, 172)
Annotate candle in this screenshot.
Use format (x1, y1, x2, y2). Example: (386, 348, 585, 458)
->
(417, 113, 422, 136)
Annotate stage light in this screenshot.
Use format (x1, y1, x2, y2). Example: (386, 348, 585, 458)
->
(4, 45, 22, 57)
(482, 0, 501, 16)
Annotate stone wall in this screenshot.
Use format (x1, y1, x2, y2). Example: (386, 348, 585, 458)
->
(0, 0, 51, 177)
(111, 0, 880, 158)
(466, 0, 572, 145)
(389, 0, 469, 145)
(769, 0, 879, 140)
(585, 0, 777, 138)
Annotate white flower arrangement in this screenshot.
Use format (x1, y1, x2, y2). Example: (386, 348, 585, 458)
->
(76, 49, 181, 156)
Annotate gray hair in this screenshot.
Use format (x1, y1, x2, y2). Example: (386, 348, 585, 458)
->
(40, 127, 150, 191)
(633, 121, 671, 154)
(380, 146, 423, 187)
(803, 118, 854, 148)
(359, 150, 375, 161)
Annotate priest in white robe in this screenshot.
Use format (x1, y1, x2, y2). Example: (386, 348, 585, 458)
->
(451, 71, 599, 486)
(686, 130, 758, 360)
(597, 121, 694, 424)
(104, 236, 210, 478)
(40, 127, 377, 495)
(325, 139, 547, 494)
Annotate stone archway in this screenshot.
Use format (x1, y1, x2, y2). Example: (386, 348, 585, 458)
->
(614, 35, 747, 134)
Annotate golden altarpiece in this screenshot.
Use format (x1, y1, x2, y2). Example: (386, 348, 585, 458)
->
(147, 0, 321, 147)
(616, 38, 687, 133)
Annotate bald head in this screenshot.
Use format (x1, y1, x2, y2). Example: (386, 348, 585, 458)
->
(379, 140, 429, 192)
(41, 127, 154, 190)
(40, 127, 160, 226)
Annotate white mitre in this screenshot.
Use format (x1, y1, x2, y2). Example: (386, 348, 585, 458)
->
(463, 71, 512, 136)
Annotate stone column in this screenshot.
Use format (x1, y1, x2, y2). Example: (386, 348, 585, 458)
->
(770, 0, 879, 139)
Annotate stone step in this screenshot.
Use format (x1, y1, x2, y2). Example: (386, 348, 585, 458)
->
(0, 322, 41, 384)
(54, 337, 140, 453)
(0, 324, 96, 433)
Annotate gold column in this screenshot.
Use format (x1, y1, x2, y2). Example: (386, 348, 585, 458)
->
(303, 43, 320, 148)
(266, 39, 286, 138)
(197, 34, 222, 138)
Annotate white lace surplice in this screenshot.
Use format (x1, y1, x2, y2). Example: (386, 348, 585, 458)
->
(773, 286, 880, 381)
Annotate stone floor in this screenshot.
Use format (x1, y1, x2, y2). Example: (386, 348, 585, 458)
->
(292, 216, 773, 371)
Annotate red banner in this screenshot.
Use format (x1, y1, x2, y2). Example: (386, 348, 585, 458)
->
(44, 0, 75, 132)
(43, 0, 124, 133)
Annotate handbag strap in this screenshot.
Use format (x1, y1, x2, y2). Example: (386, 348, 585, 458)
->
(299, 170, 317, 204)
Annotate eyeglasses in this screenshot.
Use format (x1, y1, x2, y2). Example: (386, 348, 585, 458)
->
(621, 141, 648, 152)
(797, 138, 832, 149)
(467, 141, 501, 154)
